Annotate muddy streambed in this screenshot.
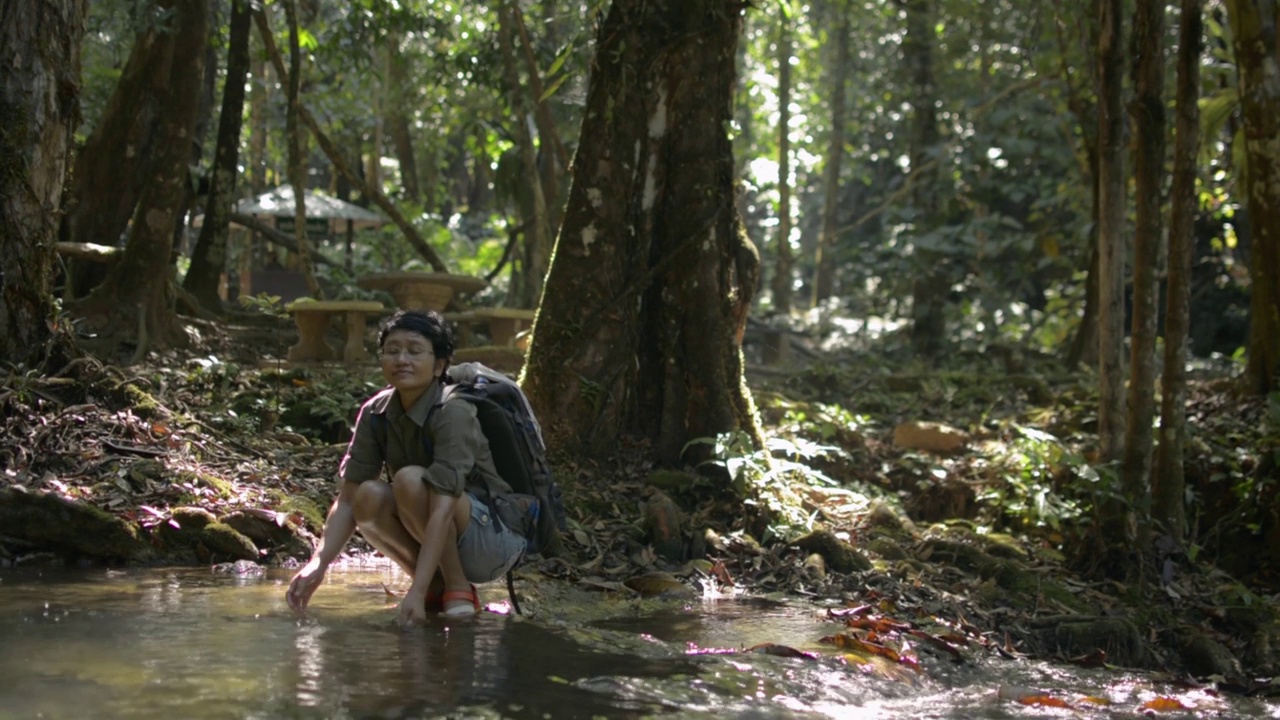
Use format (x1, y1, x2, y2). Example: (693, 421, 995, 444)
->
(0, 564, 1274, 719)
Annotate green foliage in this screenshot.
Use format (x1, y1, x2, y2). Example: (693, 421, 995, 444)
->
(979, 425, 1091, 532)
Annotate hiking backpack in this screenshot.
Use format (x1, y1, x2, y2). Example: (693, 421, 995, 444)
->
(442, 362, 567, 562)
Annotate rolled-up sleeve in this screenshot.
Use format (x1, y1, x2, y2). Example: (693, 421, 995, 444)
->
(421, 401, 478, 496)
(338, 401, 384, 483)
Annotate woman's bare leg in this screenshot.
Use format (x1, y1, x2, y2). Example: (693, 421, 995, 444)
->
(390, 467, 472, 600)
(350, 480, 444, 600)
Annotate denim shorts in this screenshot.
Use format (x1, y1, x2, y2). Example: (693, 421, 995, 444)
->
(457, 493, 527, 583)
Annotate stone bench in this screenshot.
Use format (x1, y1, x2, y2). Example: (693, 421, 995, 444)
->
(446, 307, 536, 347)
(284, 300, 385, 364)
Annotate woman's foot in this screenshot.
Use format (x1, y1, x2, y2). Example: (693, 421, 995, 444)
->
(442, 585, 480, 616)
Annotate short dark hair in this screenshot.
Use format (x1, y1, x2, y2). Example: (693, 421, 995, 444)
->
(378, 310, 455, 361)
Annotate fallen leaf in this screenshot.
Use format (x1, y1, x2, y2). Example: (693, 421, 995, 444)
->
(1140, 696, 1187, 712)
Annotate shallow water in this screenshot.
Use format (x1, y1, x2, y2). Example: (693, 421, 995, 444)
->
(0, 564, 1276, 719)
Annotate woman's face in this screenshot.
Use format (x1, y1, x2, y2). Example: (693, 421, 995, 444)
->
(379, 328, 446, 396)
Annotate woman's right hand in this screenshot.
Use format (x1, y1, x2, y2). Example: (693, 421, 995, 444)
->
(286, 557, 327, 613)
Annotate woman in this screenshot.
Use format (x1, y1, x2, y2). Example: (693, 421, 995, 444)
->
(285, 310, 526, 623)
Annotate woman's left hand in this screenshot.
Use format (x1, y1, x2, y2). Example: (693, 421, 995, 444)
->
(395, 591, 428, 626)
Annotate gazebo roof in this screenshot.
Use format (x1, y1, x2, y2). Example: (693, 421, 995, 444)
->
(236, 185, 385, 226)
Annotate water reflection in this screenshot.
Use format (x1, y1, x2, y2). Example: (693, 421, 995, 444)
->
(1, 566, 1278, 719)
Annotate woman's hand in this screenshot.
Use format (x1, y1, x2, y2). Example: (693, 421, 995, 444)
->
(395, 588, 428, 626)
(286, 557, 327, 613)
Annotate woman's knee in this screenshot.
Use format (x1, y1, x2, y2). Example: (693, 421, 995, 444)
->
(350, 480, 394, 524)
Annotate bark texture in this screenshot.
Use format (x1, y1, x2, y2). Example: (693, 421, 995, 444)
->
(1122, 0, 1166, 543)
(1155, 0, 1202, 545)
(0, 0, 87, 364)
(904, 0, 945, 358)
(1226, 0, 1280, 394)
(772, 14, 795, 315)
(1096, 0, 1127, 464)
(811, 4, 850, 308)
(522, 0, 762, 465)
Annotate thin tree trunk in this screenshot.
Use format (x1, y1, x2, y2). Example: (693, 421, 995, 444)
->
(1097, 0, 1127, 465)
(500, 0, 552, 308)
(80, 0, 209, 355)
(905, 0, 945, 358)
(522, 0, 762, 465)
(1226, 0, 1280, 395)
(386, 32, 420, 202)
(812, 5, 850, 308)
(1122, 0, 1167, 550)
(0, 0, 87, 366)
(248, 50, 269, 195)
(282, 0, 321, 299)
(772, 13, 795, 315)
(184, 0, 252, 312)
(1155, 0, 1202, 546)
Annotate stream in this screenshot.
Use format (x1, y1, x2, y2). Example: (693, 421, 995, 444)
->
(0, 564, 1275, 719)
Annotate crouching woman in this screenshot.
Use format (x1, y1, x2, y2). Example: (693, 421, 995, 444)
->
(286, 310, 525, 623)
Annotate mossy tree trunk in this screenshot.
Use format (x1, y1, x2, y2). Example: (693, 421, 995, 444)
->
(522, 0, 763, 466)
(0, 0, 87, 365)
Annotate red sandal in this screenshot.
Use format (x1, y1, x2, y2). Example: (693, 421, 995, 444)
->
(441, 584, 480, 616)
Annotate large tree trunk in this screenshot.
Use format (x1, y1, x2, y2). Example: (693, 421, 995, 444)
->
(904, 0, 946, 358)
(79, 0, 209, 356)
(282, 0, 320, 298)
(62, 2, 173, 300)
(811, 3, 850, 308)
(1226, 0, 1280, 395)
(771, 13, 795, 315)
(184, 0, 252, 312)
(1122, 0, 1167, 548)
(1154, 0, 1202, 546)
(0, 0, 87, 365)
(522, 0, 762, 465)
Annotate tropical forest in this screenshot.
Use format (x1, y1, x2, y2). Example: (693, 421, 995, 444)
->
(1, 0, 1279, 716)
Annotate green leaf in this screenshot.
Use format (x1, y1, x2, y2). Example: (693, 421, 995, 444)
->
(539, 74, 570, 104)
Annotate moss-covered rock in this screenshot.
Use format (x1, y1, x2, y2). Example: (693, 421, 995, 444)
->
(1034, 615, 1149, 667)
(1179, 630, 1243, 679)
(0, 486, 144, 561)
(198, 523, 259, 562)
(791, 529, 872, 573)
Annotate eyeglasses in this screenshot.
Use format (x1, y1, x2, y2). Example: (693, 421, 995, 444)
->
(379, 347, 434, 360)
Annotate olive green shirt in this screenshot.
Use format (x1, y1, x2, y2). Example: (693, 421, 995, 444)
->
(338, 381, 512, 498)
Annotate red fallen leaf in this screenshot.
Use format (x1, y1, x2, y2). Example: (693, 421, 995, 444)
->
(819, 633, 902, 663)
(746, 643, 818, 660)
(1018, 694, 1071, 708)
(846, 615, 912, 634)
(1140, 696, 1187, 712)
(906, 628, 965, 658)
(711, 559, 734, 586)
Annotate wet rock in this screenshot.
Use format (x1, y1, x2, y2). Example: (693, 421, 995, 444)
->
(802, 552, 827, 580)
(0, 486, 144, 561)
(198, 523, 259, 562)
(212, 559, 265, 576)
(1181, 632, 1243, 679)
(222, 510, 314, 558)
(790, 529, 871, 573)
(643, 490, 684, 563)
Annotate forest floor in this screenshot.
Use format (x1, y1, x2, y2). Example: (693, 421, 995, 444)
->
(2, 311, 1279, 696)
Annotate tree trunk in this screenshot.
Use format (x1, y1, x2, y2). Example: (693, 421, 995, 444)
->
(1226, 0, 1280, 395)
(282, 0, 321, 299)
(184, 0, 252, 312)
(499, 0, 552, 309)
(79, 0, 209, 356)
(771, 13, 795, 315)
(904, 0, 946, 358)
(1155, 0, 1202, 546)
(0, 0, 87, 365)
(513, 1, 569, 231)
(1122, 0, 1166, 549)
(64, 3, 170, 262)
(811, 4, 850, 308)
(522, 0, 762, 466)
(386, 32, 420, 202)
(1096, 0, 1127, 465)
(248, 50, 269, 195)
